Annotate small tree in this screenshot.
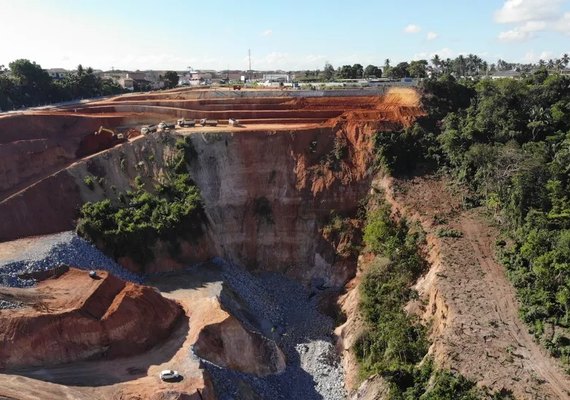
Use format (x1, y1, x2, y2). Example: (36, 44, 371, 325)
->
(323, 62, 335, 81)
(364, 65, 382, 78)
(163, 71, 179, 89)
(352, 63, 364, 79)
(339, 65, 354, 79)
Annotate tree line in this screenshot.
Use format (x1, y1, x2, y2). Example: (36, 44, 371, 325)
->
(298, 53, 569, 82)
(0, 59, 126, 111)
(375, 69, 570, 366)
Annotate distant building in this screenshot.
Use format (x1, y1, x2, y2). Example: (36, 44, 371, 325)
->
(119, 74, 134, 90)
(262, 73, 290, 83)
(489, 70, 523, 80)
(47, 68, 70, 80)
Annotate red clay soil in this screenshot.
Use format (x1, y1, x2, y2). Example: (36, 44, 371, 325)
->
(0, 267, 183, 369)
(0, 87, 424, 260)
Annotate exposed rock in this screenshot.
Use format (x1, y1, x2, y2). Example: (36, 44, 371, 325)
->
(193, 309, 286, 377)
(0, 268, 183, 369)
(0, 89, 422, 288)
(350, 374, 390, 400)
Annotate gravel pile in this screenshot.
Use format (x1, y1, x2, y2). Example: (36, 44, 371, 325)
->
(204, 258, 347, 400)
(0, 231, 143, 287)
(0, 299, 22, 309)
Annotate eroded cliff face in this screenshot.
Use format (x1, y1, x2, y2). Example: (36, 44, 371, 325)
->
(185, 124, 374, 285)
(0, 89, 424, 288)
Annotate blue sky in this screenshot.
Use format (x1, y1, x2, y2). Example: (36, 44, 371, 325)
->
(1, 0, 569, 71)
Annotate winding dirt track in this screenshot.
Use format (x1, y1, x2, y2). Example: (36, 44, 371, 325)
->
(461, 216, 570, 399)
(381, 176, 570, 399)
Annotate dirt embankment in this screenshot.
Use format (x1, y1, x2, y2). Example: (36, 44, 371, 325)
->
(0, 113, 131, 201)
(377, 175, 570, 399)
(0, 267, 183, 369)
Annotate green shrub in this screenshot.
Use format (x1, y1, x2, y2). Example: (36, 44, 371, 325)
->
(357, 202, 428, 382)
(83, 175, 95, 190)
(436, 228, 463, 238)
(77, 140, 205, 265)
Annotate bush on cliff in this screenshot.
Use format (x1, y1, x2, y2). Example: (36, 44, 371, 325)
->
(77, 137, 205, 265)
(77, 173, 204, 264)
(356, 202, 429, 387)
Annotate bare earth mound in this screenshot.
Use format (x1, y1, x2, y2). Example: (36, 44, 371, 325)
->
(0, 267, 183, 369)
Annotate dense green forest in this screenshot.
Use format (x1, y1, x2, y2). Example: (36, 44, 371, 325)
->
(0, 59, 124, 111)
(374, 70, 570, 367)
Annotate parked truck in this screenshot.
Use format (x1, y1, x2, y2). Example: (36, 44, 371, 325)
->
(177, 118, 196, 127)
(141, 125, 157, 135)
(200, 118, 218, 127)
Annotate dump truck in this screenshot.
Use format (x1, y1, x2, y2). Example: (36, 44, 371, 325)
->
(200, 118, 218, 127)
(141, 125, 157, 135)
(177, 118, 196, 127)
(157, 121, 176, 132)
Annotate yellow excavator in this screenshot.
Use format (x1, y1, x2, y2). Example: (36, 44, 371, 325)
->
(95, 126, 124, 140)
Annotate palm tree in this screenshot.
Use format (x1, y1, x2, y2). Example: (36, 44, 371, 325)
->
(431, 54, 441, 70)
(562, 53, 569, 69)
(528, 106, 552, 141)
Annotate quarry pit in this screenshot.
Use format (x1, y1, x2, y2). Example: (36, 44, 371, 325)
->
(0, 87, 424, 399)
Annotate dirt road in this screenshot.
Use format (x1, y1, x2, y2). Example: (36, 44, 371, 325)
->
(461, 215, 570, 399)
(381, 175, 570, 399)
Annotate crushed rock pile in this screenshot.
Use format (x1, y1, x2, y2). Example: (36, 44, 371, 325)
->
(0, 231, 142, 287)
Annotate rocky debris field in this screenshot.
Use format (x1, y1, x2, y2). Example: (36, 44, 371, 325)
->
(0, 231, 142, 287)
(203, 258, 347, 400)
(0, 236, 348, 399)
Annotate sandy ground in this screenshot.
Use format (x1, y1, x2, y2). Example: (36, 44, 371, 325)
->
(0, 264, 226, 400)
(381, 175, 570, 399)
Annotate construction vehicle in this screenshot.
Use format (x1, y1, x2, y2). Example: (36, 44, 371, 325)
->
(177, 118, 196, 127)
(228, 118, 240, 127)
(200, 118, 218, 127)
(156, 121, 176, 132)
(141, 125, 157, 135)
(233, 85, 242, 90)
(95, 126, 125, 141)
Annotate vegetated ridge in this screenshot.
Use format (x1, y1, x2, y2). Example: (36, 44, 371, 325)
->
(349, 70, 570, 399)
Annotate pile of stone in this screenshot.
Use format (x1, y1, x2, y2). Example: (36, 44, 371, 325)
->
(0, 231, 142, 287)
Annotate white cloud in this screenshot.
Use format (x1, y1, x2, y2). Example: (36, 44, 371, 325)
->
(554, 12, 570, 33)
(413, 47, 455, 61)
(498, 27, 532, 41)
(404, 24, 421, 33)
(426, 31, 438, 40)
(523, 50, 554, 63)
(494, 0, 569, 41)
(261, 29, 273, 37)
(494, 0, 563, 23)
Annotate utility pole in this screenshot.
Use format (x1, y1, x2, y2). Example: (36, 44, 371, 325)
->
(248, 49, 252, 82)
